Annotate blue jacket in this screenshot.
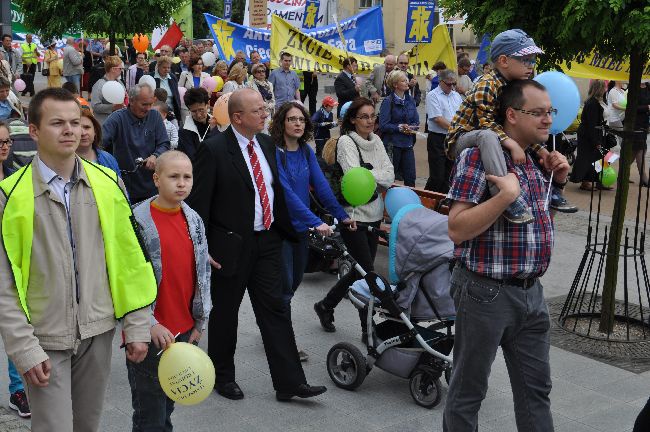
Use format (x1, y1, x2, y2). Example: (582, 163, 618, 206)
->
(379, 93, 419, 149)
(311, 108, 336, 141)
(96, 149, 121, 177)
(276, 145, 349, 233)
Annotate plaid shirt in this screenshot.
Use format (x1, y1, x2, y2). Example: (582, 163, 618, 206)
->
(445, 70, 543, 158)
(447, 148, 554, 280)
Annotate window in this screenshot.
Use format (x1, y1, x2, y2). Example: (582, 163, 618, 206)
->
(360, 0, 382, 8)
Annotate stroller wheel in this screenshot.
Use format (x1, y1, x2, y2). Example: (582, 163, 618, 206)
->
(409, 366, 442, 408)
(326, 342, 367, 390)
(337, 258, 353, 280)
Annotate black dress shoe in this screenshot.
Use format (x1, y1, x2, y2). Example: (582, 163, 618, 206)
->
(276, 384, 327, 401)
(215, 381, 244, 400)
(314, 301, 336, 332)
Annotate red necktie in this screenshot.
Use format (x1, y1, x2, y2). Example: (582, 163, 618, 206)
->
(247, 141, 272, 230)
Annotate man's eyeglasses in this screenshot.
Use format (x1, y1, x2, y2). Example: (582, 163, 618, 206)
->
(356, 114, 377, 121)
(509, 56, 537, 66)
(513, 107, 557, 118)
(235, 108, 266, 116)
(442, 81, 457, 87)
(190, 107, 207, 114)
(0, 139, 13, 147)
(286, 116, 305, 124)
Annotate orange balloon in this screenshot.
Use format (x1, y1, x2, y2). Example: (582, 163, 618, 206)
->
(132, 34, 149, 53)
(213, 93, 232, 126)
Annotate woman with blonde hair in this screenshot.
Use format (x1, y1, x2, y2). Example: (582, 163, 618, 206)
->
(90, 55, 126, 124)
(222, 63, 247, 94)
(209, 60, 228, 104)
(247, 63, 275, 133)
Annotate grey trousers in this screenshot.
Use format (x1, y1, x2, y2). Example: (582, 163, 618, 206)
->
(27, 329, 115, 432)
(443, 266, 554, 432)
(452, 130, 509, 198)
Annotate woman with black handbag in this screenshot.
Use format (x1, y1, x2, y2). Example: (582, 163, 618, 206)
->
(572, 80, 614, 190)
(43, 41, 62, 88)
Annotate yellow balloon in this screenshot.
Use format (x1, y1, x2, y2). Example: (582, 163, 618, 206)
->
(172, 56, 181, 64)
(158, 342, 215, 406)
(214, 75, 224, 92)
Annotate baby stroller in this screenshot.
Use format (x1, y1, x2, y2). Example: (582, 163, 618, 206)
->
(322, 204, 456, 408)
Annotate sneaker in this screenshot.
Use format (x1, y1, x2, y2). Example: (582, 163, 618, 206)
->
(314, 301, 336, 332)
(298, 350, 309, 362)
(9, 390, 30, 418)
(550, 192, 578, 213)
(503, 208, 535, 224)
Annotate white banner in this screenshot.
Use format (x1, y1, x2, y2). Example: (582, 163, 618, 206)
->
(243, 0, 328, 29)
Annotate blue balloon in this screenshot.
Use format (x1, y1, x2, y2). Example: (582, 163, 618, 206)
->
(385, 187, 421, 219)
(533, 71, 581, 134)
(339, 101, 352, 119)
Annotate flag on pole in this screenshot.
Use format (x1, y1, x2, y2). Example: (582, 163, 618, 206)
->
(153, 22, 184, 51)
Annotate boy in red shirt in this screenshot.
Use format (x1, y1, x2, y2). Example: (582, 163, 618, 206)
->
(129, 150, 212, 430)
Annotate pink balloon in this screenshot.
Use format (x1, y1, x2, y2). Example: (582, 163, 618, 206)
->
(14, 79, 26, 92)
(178, 86, 187, 99)
(201, 77, 217, 93)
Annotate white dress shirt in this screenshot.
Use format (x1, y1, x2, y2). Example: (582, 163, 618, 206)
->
(232, 126, 275, 231)
(426, 86, 463, 135)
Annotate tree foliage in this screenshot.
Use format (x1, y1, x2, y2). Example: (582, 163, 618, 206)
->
(16, 0, 181, 41)
(441, 0, 650, 333)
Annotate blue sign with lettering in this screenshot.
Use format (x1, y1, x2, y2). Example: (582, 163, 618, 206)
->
(405, 0, 435, 44)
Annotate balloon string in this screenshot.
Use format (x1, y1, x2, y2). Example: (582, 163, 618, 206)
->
(544, 135, 555, 211)
(157, 332, 181, 356)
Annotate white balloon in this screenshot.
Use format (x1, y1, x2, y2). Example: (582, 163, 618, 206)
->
(212, 45, 219, 54)
(201, 52, 216, 67)
(138, 75, 157, 91)
(102, 81, 125, 104)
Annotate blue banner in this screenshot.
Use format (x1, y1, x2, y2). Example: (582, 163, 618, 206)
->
(205, 6, 385, 63)
(476, 33, 491, 66)
(405, 0, 435, 44)
(302, 0, 320, 30)
(224, 0, 232, 20)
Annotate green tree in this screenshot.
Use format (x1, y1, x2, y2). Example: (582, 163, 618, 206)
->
(17, 0, 181, 55)
(440, 0, 650, 332)
(194, 0, 222, 39)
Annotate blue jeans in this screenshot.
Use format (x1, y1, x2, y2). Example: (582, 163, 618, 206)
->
(443, 266, 553, 432)
(127, 330, 192, 432)
(392, 146, 416, 187)
(8, 359, 22, 394)
(65, 74, 81, 88)
(281, 232, 309, 307)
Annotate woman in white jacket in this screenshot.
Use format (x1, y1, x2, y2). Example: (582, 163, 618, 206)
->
(178, 57, 210, 121)
(314, 97, 395, 342)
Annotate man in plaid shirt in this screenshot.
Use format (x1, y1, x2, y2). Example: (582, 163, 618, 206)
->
(443, 79, 570, 432)
(446, 29, 576, 225)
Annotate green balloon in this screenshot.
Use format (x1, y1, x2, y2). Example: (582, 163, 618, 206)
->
(620, 97, 627, 109)
(600, 166, 617, 187)
(341, 167, 376, 206)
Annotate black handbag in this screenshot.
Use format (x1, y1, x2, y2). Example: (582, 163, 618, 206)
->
(42, 68, 49, 77)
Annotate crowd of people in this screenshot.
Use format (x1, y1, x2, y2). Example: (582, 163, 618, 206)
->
(0, 26, 647, 432)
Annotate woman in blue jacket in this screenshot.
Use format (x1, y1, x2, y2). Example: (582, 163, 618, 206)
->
(379, 70, 420, 186)
(271, 102, 356, 359)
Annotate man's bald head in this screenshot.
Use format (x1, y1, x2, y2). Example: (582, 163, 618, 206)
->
(155, 150, 192, 174)
(228, 88, 267, 136)
(228, 88, 261, 118)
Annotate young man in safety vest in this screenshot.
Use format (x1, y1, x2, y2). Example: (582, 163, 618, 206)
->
(19, 34, 39, 96)
(0, 88, 157, 432)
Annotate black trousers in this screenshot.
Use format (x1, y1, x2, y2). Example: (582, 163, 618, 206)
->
(424, 132, 453, 193)
(208, 228, 306, 392)
(300, 72, 318, 116)
(22, 64, 36, 96)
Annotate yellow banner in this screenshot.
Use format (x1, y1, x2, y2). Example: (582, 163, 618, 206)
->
(561, 52, 650, 81)
(270, 16, 456, 76)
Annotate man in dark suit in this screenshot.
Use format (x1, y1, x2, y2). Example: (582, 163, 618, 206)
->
(334, 57, 360, 118)
(186, 88, 327, 402)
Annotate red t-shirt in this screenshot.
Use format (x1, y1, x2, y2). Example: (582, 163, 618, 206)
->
(150, 202, 196, 335)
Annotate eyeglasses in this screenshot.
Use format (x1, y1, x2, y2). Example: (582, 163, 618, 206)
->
(0, 139, 12, 147)
(356, 114, 377, 121)
(190, 107, 207, 114)
(442, 81, 457, 87)
(235, 108, 266, 116)
(286, 116, 305, 124)
(254, 69, 266, 74)
(509, 56, 537, 66)
(513, 107, 557, 118)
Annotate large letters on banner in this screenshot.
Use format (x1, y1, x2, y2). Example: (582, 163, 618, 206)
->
(244, 0, 326, 29)
(270, 15, 456, 76)
(205, 7, 385, 62)
(561, 53, 650, 81)
(405, 0, 435, 44)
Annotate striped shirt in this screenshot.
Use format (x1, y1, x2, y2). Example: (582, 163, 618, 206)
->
(447, 148, 554, 280)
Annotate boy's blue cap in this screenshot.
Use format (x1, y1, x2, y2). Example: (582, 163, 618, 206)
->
(490, 29, 544, 62)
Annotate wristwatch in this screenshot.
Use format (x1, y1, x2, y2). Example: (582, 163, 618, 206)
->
(552, 178, 568, 189)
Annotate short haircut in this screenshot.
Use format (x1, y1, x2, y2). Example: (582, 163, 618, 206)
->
(80, 109, 102, 150)
(153, 88, 168, 102)
(155, 149, 191, 174)
(128, 82, 154, 101)
(104, 55, 122, 73)
(496, 79, 547, 123)
(438, 69, 457, 82)
(385, 70, 407, 90)
(28, 88, 79, 127)
(189, 55, 202, 69)
(153, 101, 169, 114)
(458, 58, 471, 68)
(432, 61, 447, 71)
(280, 51, 292, 60)
(1, 34, 11, 41)
(251, 63, 267, 75)
(157, 55, 172, 68)
(0, 76, 11, 89)
(62, 81, 79, 94)
(342, 57, 357, 68)
(184, 87, 209, 107)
